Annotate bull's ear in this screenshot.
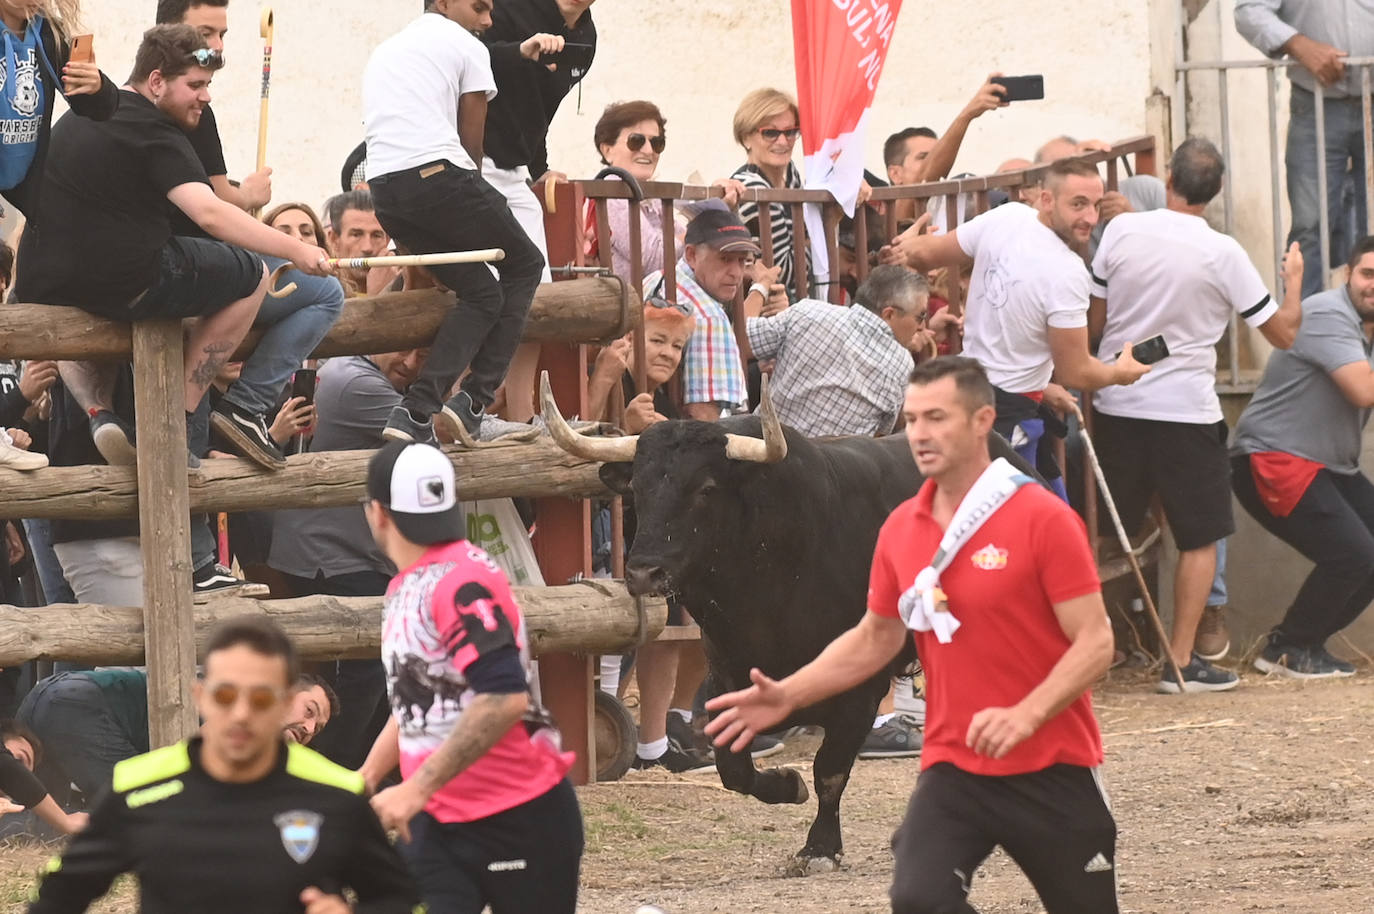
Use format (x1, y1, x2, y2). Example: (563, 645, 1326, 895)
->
(599, 462, 634, 495)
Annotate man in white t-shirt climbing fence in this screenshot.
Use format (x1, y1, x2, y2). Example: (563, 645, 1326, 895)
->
(1089, 138, 1303, 695)
(362, 0, 546, 445)
(882, 158, 1151, 499)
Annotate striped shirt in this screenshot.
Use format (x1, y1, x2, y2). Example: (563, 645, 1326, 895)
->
(732, 161, 804, 290)
(644, 259, 747, 410)
(1235, 0, 1374, 97)
(746, 299, 912, 438)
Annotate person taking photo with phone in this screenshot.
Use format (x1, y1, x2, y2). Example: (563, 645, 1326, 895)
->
(1089, 138, 1303, 694)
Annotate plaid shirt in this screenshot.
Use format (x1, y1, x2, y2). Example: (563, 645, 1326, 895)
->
(645, 259, 747, 410)
(746, 299, 912, 437)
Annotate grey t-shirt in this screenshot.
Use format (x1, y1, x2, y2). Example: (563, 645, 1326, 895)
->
(269, 357, 400, 578)
(1232, 286, 1374, 473)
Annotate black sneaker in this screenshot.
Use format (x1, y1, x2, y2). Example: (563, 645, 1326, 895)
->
(90, 410, 137, 466)
(210, 400, 286, 471)
(193, 562, 248, 596)
(1253, 637, 1355, 680)
(858, 717, 923, 759)
(632, 741, 715, 774)
(1156, 653, 1240, 693)
(382, 405, 438, 445)
(436, 390, 483, 441)
(665, 713, 712, 756)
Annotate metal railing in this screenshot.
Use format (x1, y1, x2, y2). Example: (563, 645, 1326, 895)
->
(1175, 54, 1374, 388)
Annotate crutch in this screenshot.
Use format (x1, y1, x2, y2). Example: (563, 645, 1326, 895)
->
(267, 248, 506, 297)
(1071, 402, 1188, 692)
(251, 7, 274, 217)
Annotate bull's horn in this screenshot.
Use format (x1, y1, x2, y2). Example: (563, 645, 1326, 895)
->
(724, 373, 788, 463)
(539, 371, 639, 463)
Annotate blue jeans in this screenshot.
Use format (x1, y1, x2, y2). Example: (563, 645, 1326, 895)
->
(222, 257, 345, 416)
(1286, 87, 1368, 298)
(23, 518, 73, 604)
(187, 401, 218, 573)
(1208, 537, 1228, 608)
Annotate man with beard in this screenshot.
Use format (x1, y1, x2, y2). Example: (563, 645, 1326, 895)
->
(881, 159, 1150, 495)
(1231, 237, 1374, 680)
(14, 24, 331, 463)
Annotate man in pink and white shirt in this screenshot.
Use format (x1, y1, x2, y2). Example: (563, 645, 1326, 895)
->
(360, 440, 580, 914)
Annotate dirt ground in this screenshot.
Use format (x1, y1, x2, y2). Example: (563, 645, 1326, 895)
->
(2, 668, 1372, 914)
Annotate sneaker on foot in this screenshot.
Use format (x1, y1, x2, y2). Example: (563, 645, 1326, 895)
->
(632, 742, 714, 774)
(749, 733, 786, 760)
(436, 390, 483, 441)
(1194, 605, 1231, 661)
(90, 410, 137, 466)
(1253, 637, 1355, 680)
(665, 713, 712, 757)
(858, 717, 923, 759)
(193, 562, 248, 596)
(0, 431, 47, 471)
(382, 405, 437, 444)
(210, 401, 286, 471)
(1156, 653, 1240, 693)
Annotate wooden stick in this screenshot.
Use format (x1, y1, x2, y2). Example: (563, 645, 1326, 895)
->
(1073, 404, 1189, 692)
(267, 249, 506, 298)
(256, 7, 273, 174)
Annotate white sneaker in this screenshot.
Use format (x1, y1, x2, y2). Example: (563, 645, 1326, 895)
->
(0, 433, 47, 471)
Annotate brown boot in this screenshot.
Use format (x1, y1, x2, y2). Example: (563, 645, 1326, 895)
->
(1195, 605, 1231, 661)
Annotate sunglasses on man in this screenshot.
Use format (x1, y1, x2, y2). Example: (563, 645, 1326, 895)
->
(625, 133, 666, 154)
(186, 48, 222, 67)
(647, 295, 692, 316)
(206, 681, 283, 711)
(758, 127, 801, 142)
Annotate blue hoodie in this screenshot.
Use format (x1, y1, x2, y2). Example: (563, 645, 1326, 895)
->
(0, 15, 45, 190)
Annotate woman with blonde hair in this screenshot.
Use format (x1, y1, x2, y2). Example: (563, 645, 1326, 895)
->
(0, 0, 116, 218)
(730, 88, 804, 289)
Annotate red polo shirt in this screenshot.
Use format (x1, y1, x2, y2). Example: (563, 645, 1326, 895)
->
(868, 479, 1104, 776)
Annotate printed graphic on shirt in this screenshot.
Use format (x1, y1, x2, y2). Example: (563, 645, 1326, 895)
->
(0, 48, 41, 144)
(970, 543, 1008, 571)
(981, 256, 1014, 310)
(274, 810, 323, 864)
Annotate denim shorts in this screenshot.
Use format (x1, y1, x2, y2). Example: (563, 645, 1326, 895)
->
(122, 235, 264, 321)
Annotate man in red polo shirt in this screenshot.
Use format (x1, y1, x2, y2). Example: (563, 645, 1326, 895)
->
(706, 356, 1119, 913)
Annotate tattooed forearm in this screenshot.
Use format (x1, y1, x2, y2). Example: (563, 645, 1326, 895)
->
(188, 340, 236, 389)
(410, 692, 526, 795)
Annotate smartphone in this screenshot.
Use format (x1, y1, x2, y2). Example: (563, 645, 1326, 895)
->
(290, 368, 317, 405)
(1113, 334, 1170, 365)
(69, 34, 93, 63)
(990, 75, 1044, 102)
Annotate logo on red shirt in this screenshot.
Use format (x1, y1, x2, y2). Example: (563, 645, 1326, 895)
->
(970, 543, 1008, 571)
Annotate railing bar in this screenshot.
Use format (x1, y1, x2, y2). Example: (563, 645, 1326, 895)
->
(792, 202, 809, 300)
(1219, 68, 1240, 386)
(1268, 67, 1284, 295)
(1363, 66, 1373, 236)
(1316, 87, 1331, 293)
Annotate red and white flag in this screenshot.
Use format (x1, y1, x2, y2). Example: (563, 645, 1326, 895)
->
(791, 0, 902, 283)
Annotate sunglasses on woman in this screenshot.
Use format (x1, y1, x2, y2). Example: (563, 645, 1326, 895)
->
(625, 133, 666, 154)
(758, 127, 801, 142)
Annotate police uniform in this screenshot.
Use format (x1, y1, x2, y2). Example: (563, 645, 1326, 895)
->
(28, 736, 418, 914)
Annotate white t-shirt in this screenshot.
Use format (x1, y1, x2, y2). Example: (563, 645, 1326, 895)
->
(956, 203, 1091, 394)
(362, 14, 497, 178)
(1091, 209, 1276, 424)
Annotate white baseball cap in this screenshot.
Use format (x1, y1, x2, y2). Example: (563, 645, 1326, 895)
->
(366, 441, 465, 545)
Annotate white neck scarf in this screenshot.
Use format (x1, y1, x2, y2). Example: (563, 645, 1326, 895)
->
(897, 458, 1034, 643)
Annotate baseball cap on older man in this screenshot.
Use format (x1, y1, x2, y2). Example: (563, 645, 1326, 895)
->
(684, 205, 761, 254)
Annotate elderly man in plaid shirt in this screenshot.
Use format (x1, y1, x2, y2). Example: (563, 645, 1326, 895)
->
(746, 265, 952, 438)
(643, 206, 772, 420)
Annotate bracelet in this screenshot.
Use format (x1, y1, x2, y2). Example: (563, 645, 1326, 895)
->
(749, 282, 771, 300)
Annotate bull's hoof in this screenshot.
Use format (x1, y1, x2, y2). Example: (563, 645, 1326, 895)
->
(751, 766, 809, 805)
(783, 853, 841, 877)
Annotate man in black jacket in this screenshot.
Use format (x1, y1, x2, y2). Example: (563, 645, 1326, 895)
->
(27, 615, 417, 914)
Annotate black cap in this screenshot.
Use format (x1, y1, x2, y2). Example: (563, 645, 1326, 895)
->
(365, 441, 466, 546)
(684, 207, 761, 254)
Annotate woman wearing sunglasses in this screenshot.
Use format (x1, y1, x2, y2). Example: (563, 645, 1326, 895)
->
(730, 87, 805, 292)
(587, 100, 743, 281)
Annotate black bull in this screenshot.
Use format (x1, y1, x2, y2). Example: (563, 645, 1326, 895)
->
(540, 376, 1035, 872)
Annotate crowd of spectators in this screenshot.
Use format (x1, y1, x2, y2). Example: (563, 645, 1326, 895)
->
(0, 1, 1366, 901)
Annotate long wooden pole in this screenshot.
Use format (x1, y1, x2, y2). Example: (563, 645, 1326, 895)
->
(266, 249, 506, 298)
(132, 321, 198, 745)
(255, 8, 273, 174)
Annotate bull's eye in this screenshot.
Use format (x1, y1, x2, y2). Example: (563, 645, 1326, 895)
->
(695, 481, 717, 500)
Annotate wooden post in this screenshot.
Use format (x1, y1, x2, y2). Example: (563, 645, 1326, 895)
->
(132, 321, 197, 746)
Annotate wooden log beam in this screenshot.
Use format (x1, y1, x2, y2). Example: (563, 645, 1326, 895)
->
(0, 440, 611, 519)
(0, 583, 666, 667)
(0, 277, 634, 362)
(132, 321, 198, 744)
